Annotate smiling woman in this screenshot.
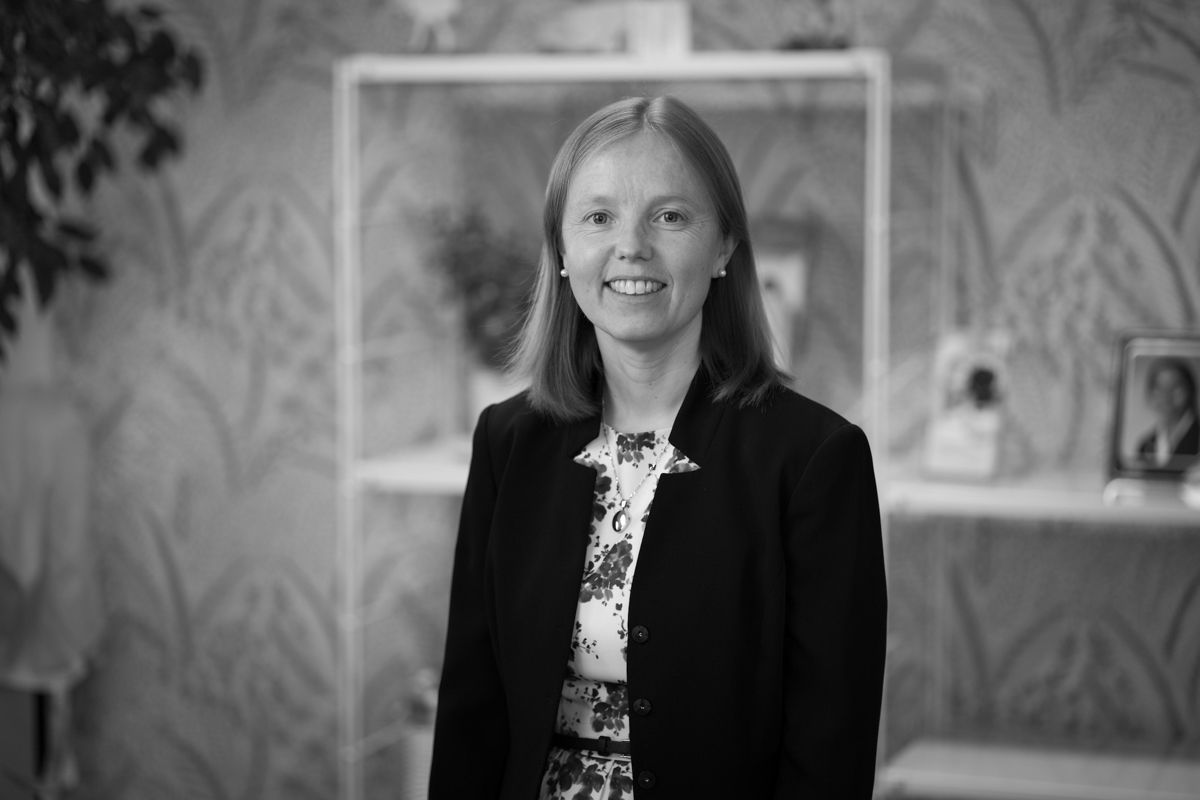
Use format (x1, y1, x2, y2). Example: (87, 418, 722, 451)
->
(429, 96, 886, 800)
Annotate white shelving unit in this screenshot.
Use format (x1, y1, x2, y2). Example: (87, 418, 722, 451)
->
(334, 50, 892, 800)
(333, 50, 1200, 800)
(879, 739, 1200, 799)
(888, 475, 1200, 527)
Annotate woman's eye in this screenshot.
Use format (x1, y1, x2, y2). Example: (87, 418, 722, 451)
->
(587, 212, 610, 225)
(659, 210, 683, 224)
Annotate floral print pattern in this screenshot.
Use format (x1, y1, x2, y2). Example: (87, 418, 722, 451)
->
(538, 424, 698, 800)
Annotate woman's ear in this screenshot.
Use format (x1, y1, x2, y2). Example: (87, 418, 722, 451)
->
(713, 236, 736, 278)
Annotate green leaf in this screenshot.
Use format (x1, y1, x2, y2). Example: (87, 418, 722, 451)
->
(75, 156, 95, 193)
(136, 124, 179, 169)
(28, 255, 60, 306)
(38, 154, 63, 199)
(77, 254, 109, 280)
(146, 30, 175, 63)
(181, 52, 203, 91)
(57, 111, 80, 147)
(74, 157, 94, 194)
(56, 218, 96, 242)
(91, 138, 115, 170)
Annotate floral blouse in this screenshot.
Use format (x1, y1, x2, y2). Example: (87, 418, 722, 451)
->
(539, 423, 699, 800)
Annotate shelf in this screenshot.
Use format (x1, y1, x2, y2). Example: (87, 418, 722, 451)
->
(879, 739, 1200, 799)
(348, 440, 1200, 529)
(340, 50, 888, 85)
(351, 436, 472, 494)
(886, 473, 1200, 527)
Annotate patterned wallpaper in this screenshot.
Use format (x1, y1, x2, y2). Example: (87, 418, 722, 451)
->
(21, 0, 1199, 797)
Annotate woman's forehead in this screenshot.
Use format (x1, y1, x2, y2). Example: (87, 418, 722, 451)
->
(567, 132, 705, 196)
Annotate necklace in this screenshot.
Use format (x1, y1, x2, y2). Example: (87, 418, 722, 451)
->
(604, 423, 669, 533)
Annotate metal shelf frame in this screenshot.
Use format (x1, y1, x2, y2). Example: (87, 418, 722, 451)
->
(333, 50, 892, 800)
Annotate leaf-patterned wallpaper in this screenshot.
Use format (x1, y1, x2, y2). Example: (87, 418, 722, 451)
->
(39, 0, 1200, 797)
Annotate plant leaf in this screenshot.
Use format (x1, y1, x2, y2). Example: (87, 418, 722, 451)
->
(75, 157, 95, 193)
(57, 218, 96, 242)
(77, 253, 109, 280)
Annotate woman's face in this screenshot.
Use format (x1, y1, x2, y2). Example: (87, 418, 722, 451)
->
(560, 131, 733, 360)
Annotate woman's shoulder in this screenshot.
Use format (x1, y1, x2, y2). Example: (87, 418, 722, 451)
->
(738, 383, 857, 439)
(709, 382, 870, 467)
(474, 389, 585, 449)
(716, 384, 874, 483)
(475, 389, 537, 440)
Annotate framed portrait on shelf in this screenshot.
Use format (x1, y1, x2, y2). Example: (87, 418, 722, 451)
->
(1109, 331, 1200, 481)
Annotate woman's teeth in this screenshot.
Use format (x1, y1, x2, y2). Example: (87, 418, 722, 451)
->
(608, 279, 664, 296)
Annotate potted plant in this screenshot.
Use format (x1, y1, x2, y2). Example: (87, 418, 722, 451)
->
(0, 0, 203, 357)
(428, 206, 537, 417)
(0, 3, 202, 797)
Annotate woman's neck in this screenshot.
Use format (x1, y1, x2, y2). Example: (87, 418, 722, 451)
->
(599, 343, 699, 433)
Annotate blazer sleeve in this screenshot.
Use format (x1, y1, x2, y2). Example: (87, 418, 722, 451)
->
(428, 406, 509, 798)
(775, 423, 887, 799)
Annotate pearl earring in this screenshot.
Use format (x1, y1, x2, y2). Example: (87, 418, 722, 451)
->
(560, 268, 568, 277)
(717, 268, 727, 278)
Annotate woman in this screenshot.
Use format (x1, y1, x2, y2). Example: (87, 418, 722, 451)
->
(429, 96, 886, 799)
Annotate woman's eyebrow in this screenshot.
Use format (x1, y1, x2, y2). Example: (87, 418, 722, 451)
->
(568, 193, 697, 206)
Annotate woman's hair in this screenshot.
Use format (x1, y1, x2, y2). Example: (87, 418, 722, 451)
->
(508, 95, 786, 422)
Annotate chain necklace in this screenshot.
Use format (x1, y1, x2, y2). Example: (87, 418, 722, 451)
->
(604, 423, 670, 533)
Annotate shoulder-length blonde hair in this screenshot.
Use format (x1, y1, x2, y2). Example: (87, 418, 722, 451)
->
(508, 95, 785, 422)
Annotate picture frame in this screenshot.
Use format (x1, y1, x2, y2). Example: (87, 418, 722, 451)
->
(1109, 330, 1200, 482)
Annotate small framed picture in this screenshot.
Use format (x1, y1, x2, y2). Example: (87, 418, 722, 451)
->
(1110, 331, 1200, 481)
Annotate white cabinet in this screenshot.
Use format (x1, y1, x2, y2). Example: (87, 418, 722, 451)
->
(332, 51, 893, 800)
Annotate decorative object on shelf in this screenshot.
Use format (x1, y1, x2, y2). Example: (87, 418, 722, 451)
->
(391, 0, 461, 53)
(756, 248, 808, 373)
(400, 667, 439, 800)
(922, 330, 1010, 480)
(536, 1, 691, 56)
(0, 0, 204, 360)
(430, 206, 536, 371)
(753, 216, 817, 377)
(1108, 330, 1200, 484)
(1182, 463, 1200, 509)
(777, 0, 855, 50)
(429, 206, 535, 418)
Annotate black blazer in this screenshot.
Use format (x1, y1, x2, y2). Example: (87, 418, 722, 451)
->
(429, 369, 887, 799)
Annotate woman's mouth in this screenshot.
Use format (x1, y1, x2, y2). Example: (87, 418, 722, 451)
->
(607, 279, 665, 296)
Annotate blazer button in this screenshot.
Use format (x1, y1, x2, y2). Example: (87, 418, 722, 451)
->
(637, 770, 657, 789)
(632, 697, 653, 716)
(631, 625, 650, 644)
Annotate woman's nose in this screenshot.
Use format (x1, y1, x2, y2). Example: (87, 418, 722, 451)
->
(615, 220, 651, 261)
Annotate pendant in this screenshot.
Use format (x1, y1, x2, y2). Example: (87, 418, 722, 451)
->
(612, 506, 630, 532)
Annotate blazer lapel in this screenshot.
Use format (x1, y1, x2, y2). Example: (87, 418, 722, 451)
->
(667, 366, 726, 464)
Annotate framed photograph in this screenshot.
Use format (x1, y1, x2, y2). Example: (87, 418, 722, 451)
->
(1110, 331, 1200, 481)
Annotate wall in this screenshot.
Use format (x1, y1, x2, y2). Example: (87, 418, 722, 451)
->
(37, 0, 1200, 797)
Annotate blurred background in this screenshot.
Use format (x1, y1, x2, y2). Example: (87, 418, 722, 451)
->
(2, 0, 1199, 798)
